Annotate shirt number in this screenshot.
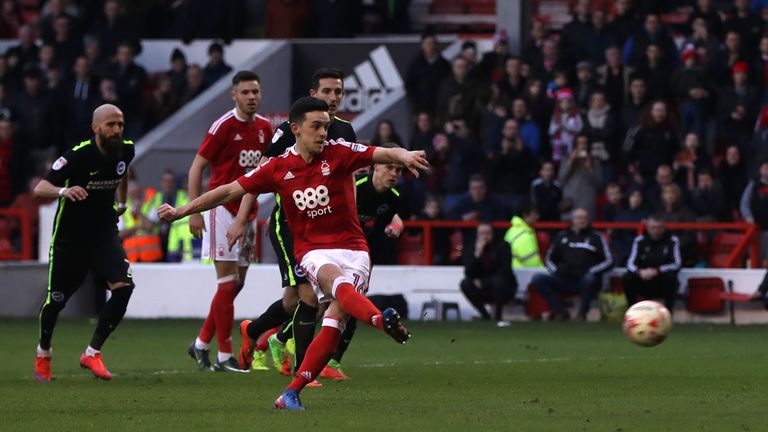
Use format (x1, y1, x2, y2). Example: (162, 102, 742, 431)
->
(239, 150, 261, 168)
(292, 186, 330, 210)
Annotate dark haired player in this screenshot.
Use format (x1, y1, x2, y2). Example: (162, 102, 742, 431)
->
(185, 70, 272, 372)
(33, 104, 135, 381)
(158, 96, 427, 410)
(231, 68, 356, 376)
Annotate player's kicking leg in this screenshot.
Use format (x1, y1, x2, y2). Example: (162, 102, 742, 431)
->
(275, 251, 409, 410)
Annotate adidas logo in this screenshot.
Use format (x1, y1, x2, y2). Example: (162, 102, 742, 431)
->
(300, 371, 313, 381)
(283, 171, 295, 180)
(341, 45, 403, 113)
(234, 133, 243, 141)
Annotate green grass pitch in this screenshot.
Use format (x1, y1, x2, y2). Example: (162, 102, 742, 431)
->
(1, 318, 766, 431)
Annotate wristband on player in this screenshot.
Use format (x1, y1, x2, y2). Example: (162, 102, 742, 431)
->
(387, 222, 403, 234)
(118, 202, 127, 210)
(58, 187, 66, 197)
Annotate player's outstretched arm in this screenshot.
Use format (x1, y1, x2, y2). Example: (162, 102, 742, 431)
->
(34, 179, 88, 201)
(158, 181, 246, 222)
(372, 147, 429, 177)
(187, 154, 210, 238)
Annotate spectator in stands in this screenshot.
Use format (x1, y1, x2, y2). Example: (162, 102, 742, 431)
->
(584, 9, 615, 66)
(523, 79, 553, 149)
(645, 164, 676, 211)
(602, 182, 624, 221)
(475, 29, 510, 83)
(671, 45, 712, 140)
(37, 45, 57, 78)
(607, 0, 638, 46)
(659, 183, 697, 265)
(688, 0, 723, 38)
(459, 40, 478, 69)
(673, 133, 711, 191)
(0, 0, 23, 39)
(11, 67, 56, 160)
(622, 215, 681, 312)
(481, 102, 507, 156)
(409, 112, 436, 154)
(597, 46, 627, 111)
(625, 100, 679, 181)
(488, 118, 536, 208)
(691, 168, 725, 222)
(717, 31, 747, 82)
(626, 13, 677, 70)
(10, 25, 39, 73)
(559, 134, 602, 219)
(405, 31, 450, 116)
(740, 160, 768, 230)
(498, 56, 526, 101)
(441, 118, 483, 197)
(530, 38, 563, 84)
(686, 16, 721, 75)
(146, 75, 179, 129)
(718, 145, 748, 218)
(89, 0, 135, 60)
(110, 42, 147, 139)
(548, 88, 583, 163)
(531, 160, 563, 222)
(612, 188, 652, 265)
(754, 35, 768, 97)
(425, 131, 448, 196)
(621, 75, 649, 131)
(202, 41, 232, 87)
(511, 98, 541, 156)
(533, 208, 612, 321)
(559, 0, 592, 68)
(574, 61, 598, 111)
(418, 195, 450, 266)
(371, 119, 403, 147)
(39, 0, 79, 46)
(460, 222, 516, 323)
(166, 48, 187, 95)
(66, 56, 99, 145)
(0, 118, 28, 206)
(723, 0, 762, 58)
(83, 36, 110, 80)
(504, 202, 542, 268)
(449, 174, 506, 222)
(436, 56, 476, 126)
(50, 14, 82, 68)
(522, 18, 548, 66)
(179, 63, 207, 105)
(718, 62, 759, 148)
(583, 89, 617, 183)
(635, 42, 673, 101)
(95, 76, 119, 107)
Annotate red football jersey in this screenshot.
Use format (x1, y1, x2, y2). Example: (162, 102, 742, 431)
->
(198, 108, 273, 215)
(237, 140, 376, 261)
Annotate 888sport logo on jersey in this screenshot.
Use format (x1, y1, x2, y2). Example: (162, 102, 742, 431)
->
(239, 149, 262, 171)
(292, 185, 331, 219)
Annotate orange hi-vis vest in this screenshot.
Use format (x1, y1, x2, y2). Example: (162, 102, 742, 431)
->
(122, 194, 162, 262)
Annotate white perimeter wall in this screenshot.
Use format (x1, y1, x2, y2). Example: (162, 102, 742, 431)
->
(126, 264, 768, 323)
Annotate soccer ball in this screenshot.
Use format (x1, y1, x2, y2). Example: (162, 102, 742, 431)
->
(622, 301, 672, 347)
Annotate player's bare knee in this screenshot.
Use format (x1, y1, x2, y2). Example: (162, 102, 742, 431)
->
(297, 283, 319, 307)
(282, 287, 299, 311)
(315, 264, 345, 295)
(216, 273, 239, 291)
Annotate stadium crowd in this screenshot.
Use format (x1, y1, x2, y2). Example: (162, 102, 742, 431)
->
(4, 0, 768, 268)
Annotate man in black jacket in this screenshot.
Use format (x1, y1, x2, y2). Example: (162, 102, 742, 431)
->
(460, 222, 516, 322)
(532, 208, 613, 320)
(622, 216, 681, 312)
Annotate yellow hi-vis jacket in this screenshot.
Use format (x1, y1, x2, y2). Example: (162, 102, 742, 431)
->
(503, 216, 543, 268)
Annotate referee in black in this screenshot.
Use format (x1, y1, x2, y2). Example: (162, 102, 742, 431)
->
(236, 68, 356, 375)
(33, 104, 135, 382)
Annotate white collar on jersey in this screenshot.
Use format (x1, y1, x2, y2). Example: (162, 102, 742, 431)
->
(289, 144, 299, 155)
(232, 108, 256, 122)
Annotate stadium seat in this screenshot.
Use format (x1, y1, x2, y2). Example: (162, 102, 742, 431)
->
(707, 232, 743, 268)
(609, 276, 624, 294)
(526, 283, 550, 318)
(397, 232, 425, 265)
(687, 277, 753, 324)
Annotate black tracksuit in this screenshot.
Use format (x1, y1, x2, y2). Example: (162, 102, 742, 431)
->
(623, 230, 682, 312)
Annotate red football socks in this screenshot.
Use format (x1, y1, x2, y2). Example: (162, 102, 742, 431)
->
(334, 282, 384, 330)
(287, 318, 342, 391)
(207, 278, 240, 354)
